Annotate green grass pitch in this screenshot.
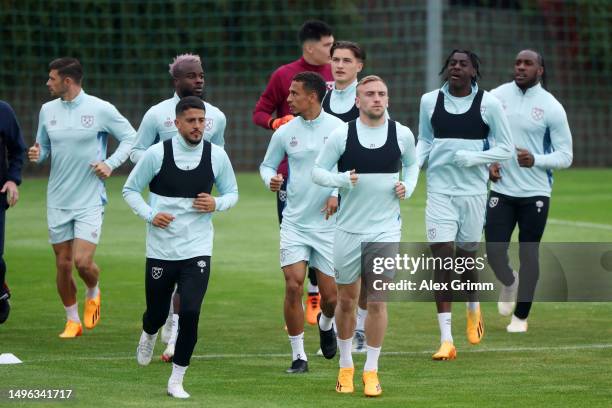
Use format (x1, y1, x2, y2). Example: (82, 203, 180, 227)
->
(2, 170, 612, 407)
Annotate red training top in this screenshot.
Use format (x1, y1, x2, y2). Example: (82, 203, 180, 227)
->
(253, 57, 333, 176)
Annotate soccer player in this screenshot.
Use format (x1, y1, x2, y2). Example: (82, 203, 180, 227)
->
(486, 49, 573, 332)
(123, 96, 238, 399)
(28, 57, 135, 338)
(253, 20, 335, 324)
(0, 101, 26, 324)
(416, 50, 513, 360)
(322, 40, 369, 353)
(260, 72, 343, 373)
(130, 53, 226, 361)
(313, 75, 418, 396)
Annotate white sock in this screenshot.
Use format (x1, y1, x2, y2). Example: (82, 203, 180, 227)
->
(467, 301, 480, 311)
(169, 363, 187, 384)
(364, 345, 381, 372)
(288, 333, 307, 361)
(438, 312, 453, 343)
(319, 313, 333, 331)
(338, 337, 353, 368)
(169, 314, 179, 344)
(307, 283, 319, 294)
(86, 283, 99, 300)
(65, 303, 80, 322)
(355, 306, 367, 332)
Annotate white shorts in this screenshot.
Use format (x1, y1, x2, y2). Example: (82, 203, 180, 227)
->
(334, 229, 401, 285)
(425, 193, 486, 250)
(47, 206, 104, 245)
(279, 227, 334, 277)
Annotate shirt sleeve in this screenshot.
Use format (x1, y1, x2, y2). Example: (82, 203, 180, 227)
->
(130, 108, 158, 164)
(398, 126, 419, 199)
(533, 105, 573, 169)
(252, 68, 283, 129)
(102, 103, 136, 170)
(416, 94, 434, 169)
(0, 102, 26, 185)
(312, 127, 352, 189)
(35, 108, 51, 164)
(259, 129, 286, 188)
(211, 146, 239, 211)
(122, 146, 163, 222)
(210, 110, 226, 148)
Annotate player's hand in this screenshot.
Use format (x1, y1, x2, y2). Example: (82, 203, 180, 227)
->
(453, 150, 475, 167)
(270, 115, 295, 130)
(269, 174, 284, 192)
(91, 161, 112, 179)
(1, 181, 19, 207)
(349, 169, 358, 186)
(395, 181, 406, 199)
(152, 212, 175, 229)
(516, 147, 534, 168)
(27, 142, 40, 162)
(321, 196, 338, 220)
(489, 162, 502, 182)
(193, 192, 216, 213)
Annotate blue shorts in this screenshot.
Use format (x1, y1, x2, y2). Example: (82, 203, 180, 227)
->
(333, 229, 401, 285)
(425, 193, 486, 250)
(279, 227, 334, 277)
(47, 206, 104, 245)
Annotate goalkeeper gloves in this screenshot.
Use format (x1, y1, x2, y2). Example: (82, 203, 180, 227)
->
(269, 114, 295, 130)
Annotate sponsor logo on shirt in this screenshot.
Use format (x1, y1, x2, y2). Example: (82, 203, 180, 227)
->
(50, 117, 57, 127)
(164, 117, 173, 127)
(289, 136, 298, 147)
(205, 118, 214, 131)
(532, 107, 544, 121)
(427, 228, 436, 240)
(151, 267, 163, 279)
(81, 115, 94, 128)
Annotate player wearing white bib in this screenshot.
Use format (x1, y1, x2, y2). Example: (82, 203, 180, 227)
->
(28, 57, 135, 338)
(486, 49, 572, 332)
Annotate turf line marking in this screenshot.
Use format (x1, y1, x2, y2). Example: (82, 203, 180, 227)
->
(21, 343, 612, 363)
(548, 218, 612, 231)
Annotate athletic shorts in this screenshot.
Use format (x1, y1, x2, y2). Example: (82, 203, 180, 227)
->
(279, 227, 334, 277)
(334, 229, 401, 285)
(47, 206, 104, 245)
(425, 193, 486, 250)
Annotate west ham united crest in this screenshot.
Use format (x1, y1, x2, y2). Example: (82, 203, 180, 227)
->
(489, 197, 499, 208)
(205, 118, 214, 131)
(531, 107, 544, 121)
(81, 115, 94, 128)
(151, 267, 163, 279)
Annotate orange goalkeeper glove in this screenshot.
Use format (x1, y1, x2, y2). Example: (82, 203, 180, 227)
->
(269, 114, 295, 130)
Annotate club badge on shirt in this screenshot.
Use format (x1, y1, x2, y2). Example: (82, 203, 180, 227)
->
(81, 115, 94, 128)
(531, 107, 544, 121)
(205, 118, 214, 131)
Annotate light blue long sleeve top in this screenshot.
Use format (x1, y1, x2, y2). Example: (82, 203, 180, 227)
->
(312, 118, 418, 234)
(130, 93, 226, 163)
(123, 135, 238, 260)
(35, 90, 135, 209)
(260, 110, 344, 231)
(490, 81, 573, 197)
(416, 83, 513, 196)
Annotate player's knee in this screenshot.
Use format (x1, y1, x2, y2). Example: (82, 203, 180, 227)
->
(56, 259, 73, 274)
(367, 301, 386, 315)
(178, 310, 199, 332)
(337, 295, 355, 314)
(74, 257, 92, 274)
(284, 279, 303, 301)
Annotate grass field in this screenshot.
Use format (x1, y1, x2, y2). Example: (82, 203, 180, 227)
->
(2, 170, 612, 407)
